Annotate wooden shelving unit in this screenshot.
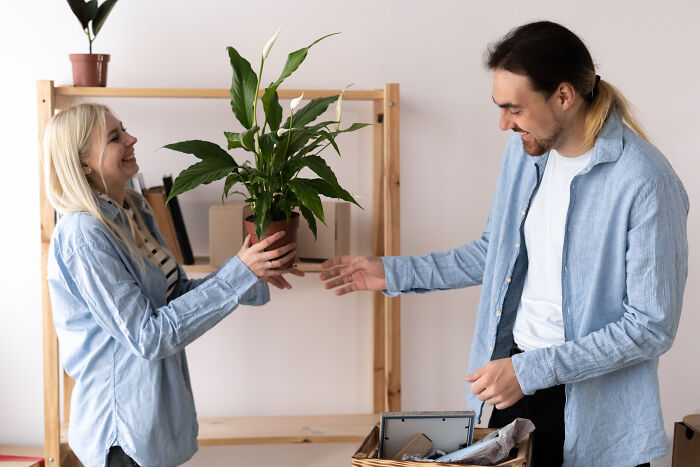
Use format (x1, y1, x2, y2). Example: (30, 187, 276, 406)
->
(37, 81, 400, 466)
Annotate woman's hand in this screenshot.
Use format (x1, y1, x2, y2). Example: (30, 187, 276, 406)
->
(236, 232, 304, 289)
(319, 255, 386, 295)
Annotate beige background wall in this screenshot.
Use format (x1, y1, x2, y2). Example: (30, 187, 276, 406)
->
(1, 1, 698, 466)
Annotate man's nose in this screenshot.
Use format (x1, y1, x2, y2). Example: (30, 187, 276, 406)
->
(499, 109, 514, 131)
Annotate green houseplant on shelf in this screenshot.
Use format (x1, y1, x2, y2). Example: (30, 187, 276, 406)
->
(66, 0, 119, 86)
(164, 28, 368, 264)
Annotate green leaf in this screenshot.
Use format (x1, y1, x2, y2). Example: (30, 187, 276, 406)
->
(253, 191, 272, 240)
(262, 87, 283, 132)
(163, 140, 236, 163)
(292, 155, 339, 186)
(81, 0, 98, 23)
(288, 179, 325, 225)
(259, 133, 276, 165)
(304, 178, 362, 208)
(227, 46, 258, 129)
(167, 158, 237, 202)
(283, 95, 339, 129)
(223, 172, 244, 199)
(261, 32, 339, 128)
(224, 126, 258, 151)
(318, 130, 341, 157)
(299, 205, 317, 239)
(338, 122, 372, 133)
(66, 0, 89, 29)
(92, 0, 118, 36)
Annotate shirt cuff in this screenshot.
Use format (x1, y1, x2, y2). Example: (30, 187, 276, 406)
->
(381, 255, 413, 294)
(511, 347, 557, 395)
(217, 256, 260, 300)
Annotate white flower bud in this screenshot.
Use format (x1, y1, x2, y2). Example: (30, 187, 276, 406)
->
(262, 26, 281, 60)
(277, 128, 289, 137)
(290, 92, 304, 111)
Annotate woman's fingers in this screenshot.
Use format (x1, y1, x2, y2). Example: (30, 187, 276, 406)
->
(252, 231, 286, 251)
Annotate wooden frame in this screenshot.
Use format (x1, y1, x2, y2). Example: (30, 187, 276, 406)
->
(37, 80, 401, 466)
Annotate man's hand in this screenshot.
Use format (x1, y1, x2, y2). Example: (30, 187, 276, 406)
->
(465, 358, 524, 410)
(319, 255, 386, 295)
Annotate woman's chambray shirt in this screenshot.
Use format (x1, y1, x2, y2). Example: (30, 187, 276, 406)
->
(383, 111, 688, 466)
(48, 195, 269, 467)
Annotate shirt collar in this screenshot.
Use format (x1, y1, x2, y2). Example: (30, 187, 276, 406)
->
(530, 108, 624, 173)
(96, 192, 149, 221)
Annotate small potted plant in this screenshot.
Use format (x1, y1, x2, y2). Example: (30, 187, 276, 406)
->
(66, 0, 119, 86)
(164, 28, 368, 266)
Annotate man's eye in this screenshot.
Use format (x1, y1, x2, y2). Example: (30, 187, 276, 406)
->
(510, 110, 521, 116)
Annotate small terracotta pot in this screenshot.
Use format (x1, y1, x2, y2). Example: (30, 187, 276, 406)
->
(69, 53, 110, 87)
(244, 212, 300, 268)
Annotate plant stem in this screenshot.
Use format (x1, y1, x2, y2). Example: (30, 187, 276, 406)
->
(253, 57, 264, 167)
(86, 27, 93, 54)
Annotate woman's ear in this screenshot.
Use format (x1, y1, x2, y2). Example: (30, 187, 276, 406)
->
(81, 164, 93, 174)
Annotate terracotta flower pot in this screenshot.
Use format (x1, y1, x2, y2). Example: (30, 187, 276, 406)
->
(69, 53, 110, 87)
(244, 212, 300, 268)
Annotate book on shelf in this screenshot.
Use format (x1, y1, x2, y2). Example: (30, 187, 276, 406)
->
(162, 175, 194, 265)
(142, 186, 184, 264)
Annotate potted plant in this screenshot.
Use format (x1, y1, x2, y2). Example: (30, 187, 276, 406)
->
(66, 0, 119, 86)
(164, 28, 368, 266)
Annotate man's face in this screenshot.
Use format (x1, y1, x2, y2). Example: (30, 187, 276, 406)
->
(491, 69, 564, 156)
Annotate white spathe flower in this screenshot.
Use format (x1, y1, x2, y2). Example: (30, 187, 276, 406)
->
(336, 83, 354, 126)
(262, 25, 281, 60)
(277, 128, 289, 137)
(290, 92, 304, 111)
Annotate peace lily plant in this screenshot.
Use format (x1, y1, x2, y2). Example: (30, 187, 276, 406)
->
(165, 28, 367, 241)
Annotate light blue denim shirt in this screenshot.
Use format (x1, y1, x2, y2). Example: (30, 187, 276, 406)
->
(47, 195, 269, 467)
(383, 111, 688, 466)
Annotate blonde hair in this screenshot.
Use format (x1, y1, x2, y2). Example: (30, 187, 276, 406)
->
(583, 79, 649, 149)
(43, 102, 168, 270)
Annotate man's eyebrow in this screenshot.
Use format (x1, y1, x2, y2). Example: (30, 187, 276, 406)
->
(492, 96, 521, 109)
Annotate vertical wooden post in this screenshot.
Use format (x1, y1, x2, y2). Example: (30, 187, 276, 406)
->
(37, 80, 61, 467)
(383, 83, 401, 411)
(372, 98, 386, 414)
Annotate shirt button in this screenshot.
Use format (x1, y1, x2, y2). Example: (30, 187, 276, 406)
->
(521, 210, 526, 216)
(115, 318, 121, 325)
(515, 243, 520, 248)
(505, 277, 512, 283)
(496, 310, 502, 317)
(489, 346, 494, 351)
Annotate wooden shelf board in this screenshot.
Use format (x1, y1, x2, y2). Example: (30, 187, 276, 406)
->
(61, 414, 379, 447)
(53, 86, 384, 101)
(184, 257, 330, 274)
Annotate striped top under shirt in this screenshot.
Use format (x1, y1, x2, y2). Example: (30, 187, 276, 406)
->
(126, 207, 180, 299)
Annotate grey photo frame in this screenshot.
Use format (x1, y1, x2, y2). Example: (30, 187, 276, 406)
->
(378, 411, 476, 459)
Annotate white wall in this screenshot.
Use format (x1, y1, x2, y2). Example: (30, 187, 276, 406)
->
(1, 1, 698, 466)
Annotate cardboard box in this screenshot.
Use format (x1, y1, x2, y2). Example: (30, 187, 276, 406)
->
(352, 424, 532, 467)
(208, 201, 350, 266)
(296, 201, 350, 261)
(208, 201, 249, 268)
(672, 418, 700, 466)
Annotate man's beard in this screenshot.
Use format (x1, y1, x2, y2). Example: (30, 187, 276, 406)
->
(515, 125, 563, 157)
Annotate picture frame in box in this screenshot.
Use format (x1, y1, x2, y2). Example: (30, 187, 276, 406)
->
(379, 411, 475, 459)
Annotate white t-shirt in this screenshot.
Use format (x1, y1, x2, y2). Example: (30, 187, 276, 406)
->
(512, 148, 592, 351)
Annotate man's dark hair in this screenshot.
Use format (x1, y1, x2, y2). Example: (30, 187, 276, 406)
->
(486, 21, 596, 99)
(486, 20, 647, 146)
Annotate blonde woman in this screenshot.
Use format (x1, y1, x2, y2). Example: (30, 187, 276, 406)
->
(44, 103, 301, 467)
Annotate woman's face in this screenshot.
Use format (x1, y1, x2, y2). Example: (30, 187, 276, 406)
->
(82, 111, 139, 194)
